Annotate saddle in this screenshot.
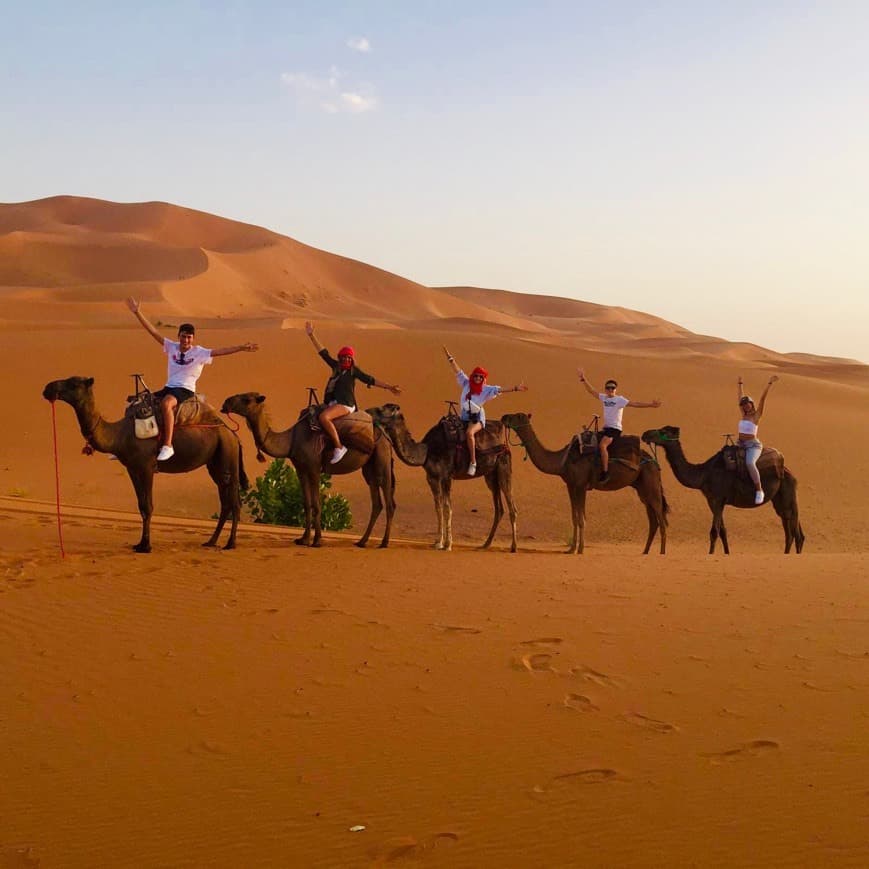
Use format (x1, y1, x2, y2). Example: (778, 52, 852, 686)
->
(125, 392, 224, 439)
(298, 404, 377, 456)
(567, 432, 643, 470)
(440, 414, 507, 468)
(721, 443, 783, 480)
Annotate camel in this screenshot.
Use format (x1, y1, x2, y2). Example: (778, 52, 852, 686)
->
(501, 412, 668, 554)
(220, 393, 395, 548)
(367, 403, 517, 552)
(42, 376, 247, 552)
(641, 426, 805, 554)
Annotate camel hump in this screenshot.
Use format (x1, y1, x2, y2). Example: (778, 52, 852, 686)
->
(176, 396, 224, 428)
(335, 412, 375, 454)
(758, 446, 785, 475)
(611, 434, 642, 457)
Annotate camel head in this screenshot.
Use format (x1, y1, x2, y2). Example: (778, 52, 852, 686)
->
(366, 403, 404, 428)
(500, 412, 532, 431)
(220, 392, 266, 417)
(42, 376, 95, 406)
(641, 426, 681, 445)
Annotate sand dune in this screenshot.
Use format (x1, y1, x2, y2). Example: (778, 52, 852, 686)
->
(1, 195, 868, 867)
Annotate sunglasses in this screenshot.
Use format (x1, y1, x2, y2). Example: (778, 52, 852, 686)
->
(605, 384, 617, 389)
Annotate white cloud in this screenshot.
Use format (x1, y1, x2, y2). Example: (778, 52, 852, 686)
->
(280, 66, 377, 114)
(346, 36, 371, 53)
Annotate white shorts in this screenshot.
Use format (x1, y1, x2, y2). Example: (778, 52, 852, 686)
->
(326, 401, 355, 413)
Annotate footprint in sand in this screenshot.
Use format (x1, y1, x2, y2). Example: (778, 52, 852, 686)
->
(514, 652, 556, 673)
(369, 832, 459, 863)
(570, 664, 621, 689)
(432, 623, 482, 635)
(622, 712, 678, 733)
(563, 693, 598, 712)
(520, 637, 564, 646)
(530, 768, 621, 800)
(701, 739, 780, 764)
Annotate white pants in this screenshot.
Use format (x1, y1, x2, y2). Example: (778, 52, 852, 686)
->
(742, 439, 762, 487)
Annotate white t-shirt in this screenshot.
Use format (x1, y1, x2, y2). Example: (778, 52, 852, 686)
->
(163, 338, 213, 391)
(457, 371, 501, 425)
(599, 393, 629, 430)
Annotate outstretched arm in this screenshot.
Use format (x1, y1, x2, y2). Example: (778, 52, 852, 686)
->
(126, 297, 164, 347)
(626, 398, 662, 409)
(212, 342, 259, 357)
(443, 345, 461, 374)
(305, 321, 325, 354)
(500, 383, 528, 395)
(372, 378, 402, 396)
(755, 375, 779, 420)
(577, 368, 598, 397)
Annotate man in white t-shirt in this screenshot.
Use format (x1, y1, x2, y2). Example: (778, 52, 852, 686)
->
(126, 298, 259, 461)
(577, 368, 662, 483)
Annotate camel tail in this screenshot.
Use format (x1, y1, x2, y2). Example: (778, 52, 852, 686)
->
(238, 442, 250, 491)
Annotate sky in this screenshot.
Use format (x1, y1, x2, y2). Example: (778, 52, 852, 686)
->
(2, 0, 867, 362)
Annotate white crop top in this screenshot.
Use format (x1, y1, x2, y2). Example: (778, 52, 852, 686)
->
(738, 418, 758, 437)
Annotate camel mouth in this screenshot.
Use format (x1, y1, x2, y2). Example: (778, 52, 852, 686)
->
(220, 400, 231, 413)
(42, 383, 60, 401)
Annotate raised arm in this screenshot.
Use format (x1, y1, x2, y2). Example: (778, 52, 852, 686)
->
(443, 345, 461, 375)
(305, 321, 325, 354)
(577, 368, 598, 397)
(737, 376, 745, 403)
(211, 341, 259, 357)
(755, 375, 779, 420)
(126, 297, 164, 347)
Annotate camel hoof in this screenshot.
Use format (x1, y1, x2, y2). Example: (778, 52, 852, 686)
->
(311, 541, 322, 548)
(222, 542, 236, 551)
(202, 541, 217, 548)
(294, 537, 309, 546)
(354, 540, 368, 548)
(378, 541, 389, 549)
(132, 543, 151, 554)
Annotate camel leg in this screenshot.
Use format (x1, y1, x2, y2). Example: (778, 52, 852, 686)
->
(294, 469, 315, 546)
(442, 478, 454, 552)
(378, 451, 396, 549)
(481, 471, 504, 550)
(356, 458, 383, 548)
(634, 473, 667, 555)
(707, 498, 728, 554)
(426, 474, 446, 550)
(574, 488, 587, 554)
(203, 464, 231, 548)
(500, 456, 519, 553)
(126, 465, 155, 553)
(566, 487, 581, 554)
(773, 477, 803, 554)
(308, 469, 324, 547)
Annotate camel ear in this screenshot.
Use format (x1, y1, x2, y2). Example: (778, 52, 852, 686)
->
(527, 413, 532, 420)
(256, 395, 265, 404)
(85, 377, 94, 388)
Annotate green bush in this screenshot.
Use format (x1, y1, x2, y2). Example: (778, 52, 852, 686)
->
(241, 458, 352, 531)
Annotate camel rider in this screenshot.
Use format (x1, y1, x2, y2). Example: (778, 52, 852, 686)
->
(737, 374, 779, 505)
(305, 321, 401, 465)
(577, 368, 662, 483)
(126, 298, 259, 461)
(444, 346, 528, 477)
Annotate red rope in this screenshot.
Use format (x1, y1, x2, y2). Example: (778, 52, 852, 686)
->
(49, 401, 67, 559)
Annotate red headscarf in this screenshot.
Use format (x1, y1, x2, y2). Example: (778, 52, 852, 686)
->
(469, 366, 488, 395)
(337, 346, 355, 371)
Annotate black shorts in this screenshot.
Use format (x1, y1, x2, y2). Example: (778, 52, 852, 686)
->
(600, 427, 622, 440)
(155, 386, 194, 403)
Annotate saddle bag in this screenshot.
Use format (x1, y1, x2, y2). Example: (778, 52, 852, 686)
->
(128, 394, 159, 439)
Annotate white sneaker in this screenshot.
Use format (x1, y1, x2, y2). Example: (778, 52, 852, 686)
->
(330, 445, 348, 464)
(467, 462, 477, 477)
(754, 490, 764, 505)
(157, 445, 175, 461)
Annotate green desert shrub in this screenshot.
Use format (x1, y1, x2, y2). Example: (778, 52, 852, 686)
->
(241, 458, 352, 531)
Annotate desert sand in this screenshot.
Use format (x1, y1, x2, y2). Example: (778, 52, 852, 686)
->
(1, 197, 868, 867)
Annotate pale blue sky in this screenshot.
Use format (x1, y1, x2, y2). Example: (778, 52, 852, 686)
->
(3, 1, 867, 361)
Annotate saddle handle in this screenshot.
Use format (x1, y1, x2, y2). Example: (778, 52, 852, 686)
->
(444, 400, 460, 417)
(128, 373, 152, 402)
(722, 433, 736, 446)
(581, 414, 600, 434)
(306, 386, 321, 408)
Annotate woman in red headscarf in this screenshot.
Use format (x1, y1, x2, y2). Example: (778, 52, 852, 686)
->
(306, 322, 401, 464)
(443, 346, 527, 476)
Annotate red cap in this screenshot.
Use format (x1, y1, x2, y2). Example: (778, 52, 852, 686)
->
(471, 366, 488, 379)
(337, 346, 355, 358)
